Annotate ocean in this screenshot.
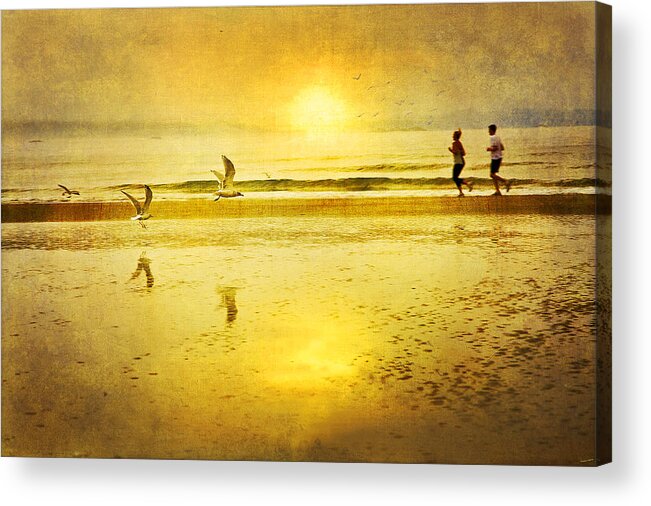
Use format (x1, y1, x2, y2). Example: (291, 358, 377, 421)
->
(1, 125, 611, 203)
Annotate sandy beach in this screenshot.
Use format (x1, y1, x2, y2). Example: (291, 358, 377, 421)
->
(2, 205, 610, 464)
(2, 193, 609, 222)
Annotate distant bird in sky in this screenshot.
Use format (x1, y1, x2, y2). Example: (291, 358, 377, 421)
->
(58, 184, 80, 198)
(353, 73, 361, 80)
(121, 185, 153, 228)
(211, 155, 244, 201)
(264, 172, 272, 179)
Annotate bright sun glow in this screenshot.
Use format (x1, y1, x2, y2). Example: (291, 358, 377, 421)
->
(289, 86, 349, 133)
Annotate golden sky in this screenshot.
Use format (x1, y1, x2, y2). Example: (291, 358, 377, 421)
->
(2, 3, 597, 132)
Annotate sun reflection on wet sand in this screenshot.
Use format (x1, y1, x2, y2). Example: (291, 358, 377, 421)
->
(2, 214, 602, 464)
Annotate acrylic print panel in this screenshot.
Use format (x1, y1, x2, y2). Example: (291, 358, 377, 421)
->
(1, 2, 611, 465)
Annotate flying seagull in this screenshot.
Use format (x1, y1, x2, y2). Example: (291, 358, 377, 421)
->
(352, 73, 361, 80)
(121, 185, 153, 228)
(58, 184, 80, 198)
(211, 155, 243, 202)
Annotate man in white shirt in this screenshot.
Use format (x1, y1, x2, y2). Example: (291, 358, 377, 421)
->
(486, 124, 511, 195)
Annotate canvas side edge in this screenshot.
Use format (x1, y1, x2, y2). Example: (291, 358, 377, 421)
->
(595, 0, 612, 467)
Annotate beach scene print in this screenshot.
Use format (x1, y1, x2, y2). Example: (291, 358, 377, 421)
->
(1, 3, 611, 464)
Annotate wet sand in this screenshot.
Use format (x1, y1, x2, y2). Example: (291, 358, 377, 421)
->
(2, 193, 609, 222)
(1, 210, 609, 465)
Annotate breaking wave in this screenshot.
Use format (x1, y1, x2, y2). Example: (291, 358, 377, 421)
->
(125, 177, 609, 194)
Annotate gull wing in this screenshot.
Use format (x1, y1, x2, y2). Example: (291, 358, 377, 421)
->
(58, 184, 70, 193)
(142, 185, 153, 213)
(210, 170, 225, 190)
(121, 190, 142, 214)
(221, 155, 236, 189)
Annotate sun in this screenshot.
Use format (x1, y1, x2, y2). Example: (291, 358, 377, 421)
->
(289, 86, 349, 133)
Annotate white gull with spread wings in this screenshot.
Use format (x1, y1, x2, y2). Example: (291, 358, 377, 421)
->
(121, 185, 153, 228)
(211, 155, 244, 201)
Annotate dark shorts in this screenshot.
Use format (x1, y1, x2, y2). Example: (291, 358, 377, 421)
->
(490, 158, 502, 174)
(452, 163, 465, 186)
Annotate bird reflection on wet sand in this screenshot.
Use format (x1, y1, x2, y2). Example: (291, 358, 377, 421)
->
(218, 286, 239, 326)
(129, 251, 154, 288)
(1, 214, 604, 465)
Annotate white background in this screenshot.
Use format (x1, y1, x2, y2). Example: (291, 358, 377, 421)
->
(0, 0, 648, 504)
